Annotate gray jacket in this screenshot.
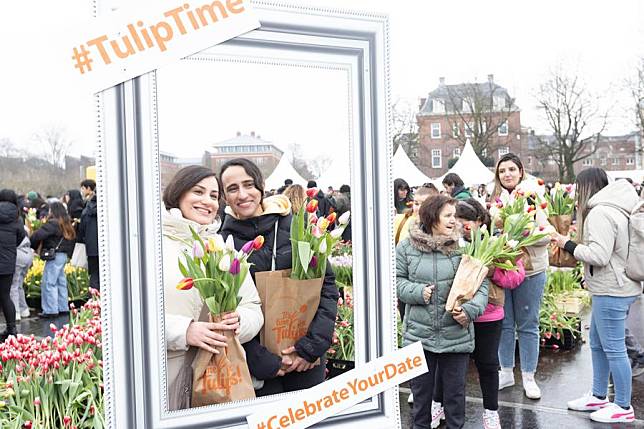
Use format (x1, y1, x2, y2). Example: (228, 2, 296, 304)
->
(396, 220, 488, 354)
(573, 180, 642, 297)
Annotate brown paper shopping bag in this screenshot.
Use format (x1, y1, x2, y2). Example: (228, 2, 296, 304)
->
(191, 314, 255, 407)
(255, 269, 322, 356)
(548, 215, 577, 268)
(446, 255, 489, 312)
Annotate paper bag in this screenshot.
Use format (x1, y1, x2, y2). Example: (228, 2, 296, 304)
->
(191, 314, 255, 407)
(255, 269, 322, 356)
(446, 255, 488, 312)
(548, 215, 577, 268)
(70, 243, 88, 269)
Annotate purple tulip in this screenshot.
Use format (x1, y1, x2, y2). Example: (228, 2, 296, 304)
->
(241, 240, 254, 254)
(193, 242, 204, 259)
(230, 258, 241, 275)
(310, 255, 318, 268)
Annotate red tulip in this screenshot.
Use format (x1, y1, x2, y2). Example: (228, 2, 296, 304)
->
(327, 212, 337, 224)
(63, 416, 72, 427)
(527, 206, 535, 213)
(176, 278, 194, 290)
(33, 397, 41, 406)
(253, 236, 265, 250)
(306, 199, 319, 213)
(540, 202, 548, 209)
(23, 421, 33, 429)
(522, 230, 530, 237)
(537, 178, 545, 186)
(306, 188, 318, 198)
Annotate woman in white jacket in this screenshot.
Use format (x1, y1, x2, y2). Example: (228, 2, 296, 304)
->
(552, 168, 641, 424)
(163, 166, 263, 409)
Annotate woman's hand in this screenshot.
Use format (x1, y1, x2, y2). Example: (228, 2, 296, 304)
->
(216, 312, 240, 335)
(276, 354, 294, 377)
(452, 308, 470, 328)
(550, 231, 568, 249)
(281, 346, 318, 373)
(186, 317, 239, 354)
(422, 285, 435, 304)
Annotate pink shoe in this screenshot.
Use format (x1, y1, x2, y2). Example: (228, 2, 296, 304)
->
(589, 403, 635, 423)
(567, 391, 609, 411)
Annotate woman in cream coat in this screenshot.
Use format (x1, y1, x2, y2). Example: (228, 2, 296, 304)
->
(163, 166, 263, 407)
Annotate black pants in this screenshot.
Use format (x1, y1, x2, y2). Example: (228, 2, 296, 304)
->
(256, 356, 326, 397)
(434, 320, 503, 411)
(88, 256, 100, 291)
(0, 274, 16, 333)
(411, 350, 469, 429)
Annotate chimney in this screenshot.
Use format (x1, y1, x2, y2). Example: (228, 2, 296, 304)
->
(487, 74, 494, 83)
(250, 131, 255, 137)
(439, 77, 445, 86)
(419, 97, 427, 111)
(236, 131, 241, 137)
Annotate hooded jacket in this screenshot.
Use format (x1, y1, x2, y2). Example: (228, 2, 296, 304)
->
(0, 202, 26, 275)
(220, 195, 339, 381)
(396, 220, 488, 354)
(162, 207, 263, 389)
(567, 180, 642, 297)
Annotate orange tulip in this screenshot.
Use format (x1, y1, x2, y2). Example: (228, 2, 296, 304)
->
(253, 235, 265, 250)
(176, 278, 194, 290)
(306, 199, 319, 213)
(327, 212, 337, 224)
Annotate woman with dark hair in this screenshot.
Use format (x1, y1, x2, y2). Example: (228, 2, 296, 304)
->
(162, 165, 262, 410)
(394, 178, 412, 214)
(63, 189, 84, 221)
(0, 189, 27, 341)
(397, 195, 488, 429)
(30, 202, 76, 318)
(493, 153, 551, 399)
(552, 168, 641, 423)
(218, 158, 338, 396)
(442, 173, 471, 201)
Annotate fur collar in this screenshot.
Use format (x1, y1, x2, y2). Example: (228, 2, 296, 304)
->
(408, 219, 461, 255)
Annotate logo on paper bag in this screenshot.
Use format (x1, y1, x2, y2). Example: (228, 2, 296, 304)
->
(272, 304, 308, 343)
(203, 358, 242, 396)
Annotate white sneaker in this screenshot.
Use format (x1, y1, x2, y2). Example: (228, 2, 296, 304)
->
(483, 409, 501, 429)
(567, 391, 609, 411)
(407, 392, 413, 404)
(498, 368, 514, 390)
(430, 401, 444, 429)
(589, 403, 635, 423)
(14, 313, 20, 321)
(20, 309, 30, 318)
(521, 372, 541, 399)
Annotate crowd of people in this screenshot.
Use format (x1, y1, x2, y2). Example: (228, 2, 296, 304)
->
(395, 153, 644, 428)
(0, 179, 99, 340)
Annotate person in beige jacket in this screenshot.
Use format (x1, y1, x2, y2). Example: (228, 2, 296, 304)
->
(162, 166, 262, 409)
(552, 169, 641, 424)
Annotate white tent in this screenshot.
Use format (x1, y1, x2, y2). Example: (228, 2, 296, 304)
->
(606, 169, 644, 183)
(392, 146, 435, 187)
(265, 155, 307, 190)
(316, 157, 351, 190)
(438, 140, 495, 187)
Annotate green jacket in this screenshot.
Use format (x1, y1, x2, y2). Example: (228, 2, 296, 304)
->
(452, 186, 472, 201)
(396, 220, 488, 354)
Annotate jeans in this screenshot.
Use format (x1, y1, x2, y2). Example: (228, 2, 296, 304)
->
(499, 271, 546, 373)
(590, 295, 638, 408)
(10, 266, 29, 313)
(41, 252, 68, 314)
(411, 350, 469, 429)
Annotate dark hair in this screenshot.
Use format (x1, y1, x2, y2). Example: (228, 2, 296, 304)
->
(493, 153, 525, 196)
(418, 194, 456, 233)
(284, 179, 293, 186)
(307, 180, 318, 188)
(456, 198, 491, 230)
(0, 189, 19, 206)
(442, 173, 464, 188)
(66, 189, 83, 202)
(219, 158, 265, 202)
(339, 184, 351, 193)
(48, 201, 76, 241)
(80, 179, 96, 191)
(163, 165, 218, 210)
(575, 167, 609, 241)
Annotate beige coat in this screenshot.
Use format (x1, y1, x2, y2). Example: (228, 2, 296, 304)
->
(163, 208, 263, 389)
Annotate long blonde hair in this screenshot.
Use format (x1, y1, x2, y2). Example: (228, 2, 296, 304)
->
(283, 184, 306, 214)
(492, 153, 526, 198)
(574, 167, 609, 242)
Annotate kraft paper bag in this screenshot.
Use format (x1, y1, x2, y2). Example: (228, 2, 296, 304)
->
(548, 215, 577, 268)
(191, 313, 255, 407)
(254, 269, 322, 356)
(446, 255, 489, 312)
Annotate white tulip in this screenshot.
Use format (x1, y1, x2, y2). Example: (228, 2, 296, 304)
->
(338, 211, 351, 225)
(225, 235, 235, 251)
(507, 239, 519, 248)
(218, 254, 231, 271)
(330, 228, 344, 239)
(319, 239, 327, 253)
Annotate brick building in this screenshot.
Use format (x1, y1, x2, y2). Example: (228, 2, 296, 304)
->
(416, 75, 522, 177)
(203, 132, 283, 179)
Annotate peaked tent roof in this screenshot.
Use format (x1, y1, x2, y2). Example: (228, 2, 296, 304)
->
(438, 140, 495, 187)
(316, 157, 351, 190)
(265, 154, 307, 190)
(393, 146, 434, 187)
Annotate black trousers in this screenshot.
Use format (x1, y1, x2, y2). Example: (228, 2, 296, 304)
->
(411, 350, 469, 429)
(0, 273, 16, 333)
(434, 320, 503, 411)
(88, 256, 100, 291)
(256, 356, 326, 397)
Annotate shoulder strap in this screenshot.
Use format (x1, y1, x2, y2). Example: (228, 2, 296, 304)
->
(395, 214, 410, 245)
(54, 237, 64, 251)
(271, 220, 279, 271)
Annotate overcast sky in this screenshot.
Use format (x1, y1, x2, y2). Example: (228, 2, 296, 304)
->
(0, 0, 642, 160)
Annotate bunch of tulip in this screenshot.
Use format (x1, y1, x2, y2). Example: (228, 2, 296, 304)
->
(501, 213, 549, 250)
(546, 182, 575, 216)
(176, 227, 264, 315)
(25, 208, 44, 233)
(326, 292, 354, 361)
(539, 293, 581, 347)
(491, 178, 549, 221)
(328, 254, 352, 289)
(0, 289, 103, 428)
(461, 225, 521, 271)
(290, 188, 350, 280)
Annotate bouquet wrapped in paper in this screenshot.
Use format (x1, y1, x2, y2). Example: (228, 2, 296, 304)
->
(545, 183, 577, 267)
(176, 227, 263, 406)
(255, 188, 350, 357)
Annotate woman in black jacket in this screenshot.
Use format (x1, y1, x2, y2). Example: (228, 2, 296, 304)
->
(63, 189, 84, 221)
(30, 202, 76, 318)
(219, 158, 338, 396)
(0, 189, 27, 341)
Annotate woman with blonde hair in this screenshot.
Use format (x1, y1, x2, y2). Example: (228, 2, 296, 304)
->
(282, 184, 306, 214)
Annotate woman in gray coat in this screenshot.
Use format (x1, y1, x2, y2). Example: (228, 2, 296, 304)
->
(397, 194, 488, 429)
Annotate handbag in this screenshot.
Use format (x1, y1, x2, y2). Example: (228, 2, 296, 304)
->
(40, 238, 64, 261)
(70, 243, 88, 269)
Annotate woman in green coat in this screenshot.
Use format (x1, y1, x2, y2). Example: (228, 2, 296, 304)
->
(397, 194, 488, 429)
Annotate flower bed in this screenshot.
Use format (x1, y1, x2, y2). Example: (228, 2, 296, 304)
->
(24, 257, 91, 306)
(0, 290, 103, 428)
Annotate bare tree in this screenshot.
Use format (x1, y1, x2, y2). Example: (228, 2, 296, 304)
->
(627, 60, 644, 155)
(442, 80, 516, 163)
(391, 99, 419, 162)
(0, 138, 28, 158)
(33, 125, 72, 169)
(535, 70, 607, 182)
(287, 142, 315, 181)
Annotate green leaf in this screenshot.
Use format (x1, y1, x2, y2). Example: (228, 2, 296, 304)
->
(296, 240, 313, 275)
